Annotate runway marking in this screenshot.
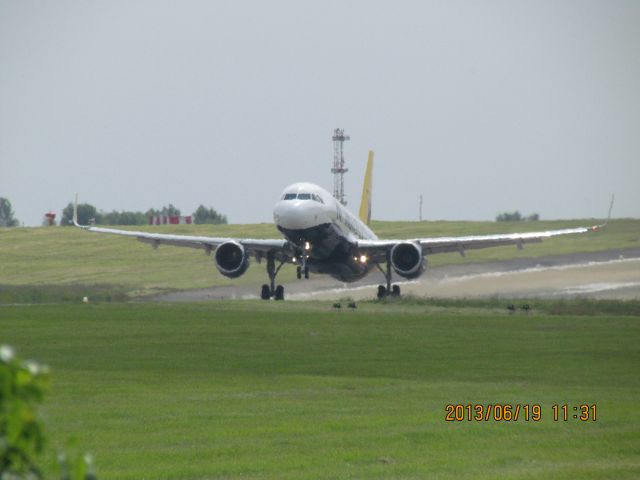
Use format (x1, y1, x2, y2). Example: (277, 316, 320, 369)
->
(555, 282, 640, 296)
(439, 257, 640, 284)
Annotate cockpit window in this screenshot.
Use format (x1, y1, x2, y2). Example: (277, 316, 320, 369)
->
(282, 192, 324, 202)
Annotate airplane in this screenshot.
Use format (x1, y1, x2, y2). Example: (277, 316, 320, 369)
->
(73, 151, 610, 300)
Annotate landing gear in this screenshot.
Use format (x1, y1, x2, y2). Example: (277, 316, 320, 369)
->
(260, 252, 286, 300)
(376, 284, 401, 299)
(296, 266, 309, 279)
(274, 285, 284, 301)
(375, 251, 401, 299)
(296, 254, 310, 280)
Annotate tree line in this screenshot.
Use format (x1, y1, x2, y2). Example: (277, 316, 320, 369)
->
(61, 202, 228, 226)
(1, 195, 543, 227)
(0, 196, 227, 227)
(495, 211, 539, 222)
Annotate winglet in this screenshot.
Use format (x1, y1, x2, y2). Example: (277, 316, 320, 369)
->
(358, 150, 374, 225)
(606, 193, 615, 223)
(590, 194, 615, 231)
(72, 194, 88, 229)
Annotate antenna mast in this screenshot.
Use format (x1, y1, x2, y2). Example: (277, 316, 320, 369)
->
(331, 128, 350, 205)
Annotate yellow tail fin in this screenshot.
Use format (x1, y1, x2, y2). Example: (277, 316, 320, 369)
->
(358, 150, 374, 225)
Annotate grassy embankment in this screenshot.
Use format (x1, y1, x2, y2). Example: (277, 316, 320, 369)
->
(1, 301, 638, 479)
(0, 218, 638, 301)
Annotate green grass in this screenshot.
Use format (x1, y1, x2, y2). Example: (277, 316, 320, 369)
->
(373, 295, 640, 316)
(0, 284, 130, 304)
(1, 301, 638, 479)
(1, 219, 638, 298)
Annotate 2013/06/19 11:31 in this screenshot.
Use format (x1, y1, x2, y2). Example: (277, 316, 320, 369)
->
(444, 404, 598, 422)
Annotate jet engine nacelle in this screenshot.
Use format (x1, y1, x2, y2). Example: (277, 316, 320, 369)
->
(390, 242, 425, 279)
(214, 241, 249, 278)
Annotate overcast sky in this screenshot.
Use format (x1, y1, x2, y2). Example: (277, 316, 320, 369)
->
(1, 0, 639, 226)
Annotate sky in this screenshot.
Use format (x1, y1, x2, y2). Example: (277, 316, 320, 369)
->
(1, 0, 639, 226)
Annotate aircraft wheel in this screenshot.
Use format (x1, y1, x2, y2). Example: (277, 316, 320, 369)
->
(274, 285, 285, 301)
(377, 285, 387, 299)
(392, 284, 401, 296)
(304, 266, 309, 279)
(260, 284, 271, 300)
(296, 267, 301, 279)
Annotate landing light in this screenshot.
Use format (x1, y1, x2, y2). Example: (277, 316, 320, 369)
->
(359, 255, 368, 263)
(304, 241, 311, 251)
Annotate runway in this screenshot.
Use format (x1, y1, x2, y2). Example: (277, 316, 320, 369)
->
(155, 248, 640, 302)
(290, 256, 640, 301)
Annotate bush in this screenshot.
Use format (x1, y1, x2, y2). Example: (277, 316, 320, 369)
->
(0, 345, 49, 477)
(0, 346, 96, 479)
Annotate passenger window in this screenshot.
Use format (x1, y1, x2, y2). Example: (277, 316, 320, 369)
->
(283, 193, 297, 200)
(297, 193, 311, 200)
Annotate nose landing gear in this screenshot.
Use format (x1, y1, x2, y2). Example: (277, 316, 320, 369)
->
(296, 265, 310, 279)
(296, 254, 310, 280)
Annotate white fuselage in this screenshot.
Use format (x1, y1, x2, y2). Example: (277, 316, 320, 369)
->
(272, 182, 377, 281)
(273, 182, 377, 242)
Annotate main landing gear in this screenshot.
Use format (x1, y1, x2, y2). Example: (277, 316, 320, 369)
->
(261, 252, 286, 300)
(260, 249, 310, 301)
(375, 251, 401, 299)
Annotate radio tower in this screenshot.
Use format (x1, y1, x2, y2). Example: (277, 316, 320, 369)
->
(331, 128, 350, 205)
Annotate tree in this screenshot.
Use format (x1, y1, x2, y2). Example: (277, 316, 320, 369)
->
(146, 204, 181, 217)
(496, 211, 540, 222)
(61, 202, 99, 226)
(193, 205, 228, 225)
(0, 197, 19, 227)
(496, 211, 522, 222)
(100, 210, 148, 225)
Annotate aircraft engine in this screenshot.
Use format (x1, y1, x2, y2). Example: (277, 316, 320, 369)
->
(214, 241, 249, 278)
(390, 242, 425, 279)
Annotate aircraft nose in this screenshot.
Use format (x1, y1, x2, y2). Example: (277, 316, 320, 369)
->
(274, 201, 321, 230)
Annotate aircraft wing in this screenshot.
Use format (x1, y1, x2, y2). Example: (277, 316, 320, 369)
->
(72, 202, 289, 260)
(357, 225, 602, 260)
(78, 224, 287, 253)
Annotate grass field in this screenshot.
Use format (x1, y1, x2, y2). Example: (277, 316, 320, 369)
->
(1, 218, 638, 299)
(1, 301, 638, 479)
